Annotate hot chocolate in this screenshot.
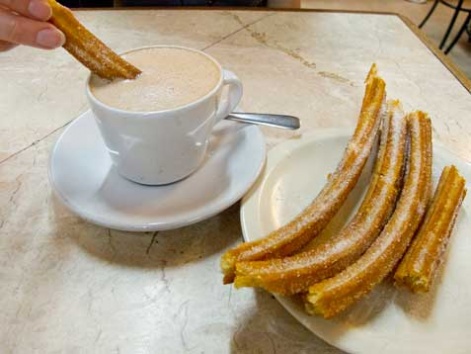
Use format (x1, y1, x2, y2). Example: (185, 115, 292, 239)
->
(89, 47, 221, 112)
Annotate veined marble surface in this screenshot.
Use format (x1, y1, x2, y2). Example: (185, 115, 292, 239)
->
(1, 9, 470, 354)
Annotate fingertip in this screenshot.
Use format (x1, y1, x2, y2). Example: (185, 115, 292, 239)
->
(28, 0, 52, 21)
(57, 29, 66, 47)
(35, 27, 65, 49)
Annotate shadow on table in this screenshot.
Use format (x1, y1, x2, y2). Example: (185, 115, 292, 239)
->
(228, 281, 416, 353)
(228, 276, 442, 353)
(229, 289, 345, 354)
(50, 196, 242, 269)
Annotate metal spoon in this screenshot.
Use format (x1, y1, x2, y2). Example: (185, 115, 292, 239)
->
(226, 112, 300, 130)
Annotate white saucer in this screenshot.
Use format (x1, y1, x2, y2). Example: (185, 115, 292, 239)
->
(241, 129, 471, 354)
(49, 110, 265, 232)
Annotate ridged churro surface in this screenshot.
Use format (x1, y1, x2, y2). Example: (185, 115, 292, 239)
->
(221, 65, 386, 283)
(394, 165, 466, 293)
(48, 0, 141, 80)
(233, 100, 407, 295)
(305, 111, 433, 318)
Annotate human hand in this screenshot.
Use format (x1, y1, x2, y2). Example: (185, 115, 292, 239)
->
(0, 0, 65, 51)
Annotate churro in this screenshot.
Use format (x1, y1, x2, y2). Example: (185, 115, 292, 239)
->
(47, 0, 141, 80)
(394, 165, 466, 293)
(305, 111, 432, 318)
(233, 100, 407, 295)
(221, 65, 386, 283)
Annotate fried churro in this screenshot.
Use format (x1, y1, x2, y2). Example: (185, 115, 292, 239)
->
(221, 65, 386, 284)
(47, 0, 141, 80)
(305, 111, 432, 319)
(233, 100, 407, 295)
(394, 165, 466, 293)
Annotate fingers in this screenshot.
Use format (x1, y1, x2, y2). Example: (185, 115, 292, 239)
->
(0, 9, 64, 49)
(0, 0, 51, 21)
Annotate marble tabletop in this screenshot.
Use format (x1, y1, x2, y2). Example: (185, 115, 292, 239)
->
(1, 8, 470, 354)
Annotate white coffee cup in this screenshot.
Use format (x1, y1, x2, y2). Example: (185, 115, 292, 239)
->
(86, 45, 243, 185)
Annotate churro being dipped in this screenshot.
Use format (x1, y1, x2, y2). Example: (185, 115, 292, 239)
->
(220, 65, 386, 284)
(394, 165, 467, 293)
(47, 0, 141, 80)
(233, 100, 407, 295)
(305, 111, 433, 319)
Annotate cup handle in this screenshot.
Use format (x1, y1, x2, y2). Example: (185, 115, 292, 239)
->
(214, 69, 243, 123)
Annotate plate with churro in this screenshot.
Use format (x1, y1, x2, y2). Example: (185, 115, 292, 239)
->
(221, 65, 471, 353)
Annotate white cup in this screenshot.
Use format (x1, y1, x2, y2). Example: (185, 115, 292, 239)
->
(86, 46, 243, 185)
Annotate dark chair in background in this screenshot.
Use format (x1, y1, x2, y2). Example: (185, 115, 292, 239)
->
(420, 0, 471, 54)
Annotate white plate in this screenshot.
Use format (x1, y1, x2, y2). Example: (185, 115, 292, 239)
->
(49, 110, 266, 232)
(240, 129, 471, 354)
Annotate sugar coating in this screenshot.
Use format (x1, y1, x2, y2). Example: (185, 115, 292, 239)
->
(306, 112, 433, 318)
(90, 47, 220, 112)
(235, 79, 386, 260)
(394, 165, 467, 292)
(234, 100, 408, 295)
(222, 70, 386, 282)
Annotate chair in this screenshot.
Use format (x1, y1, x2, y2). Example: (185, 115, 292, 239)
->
(420, 0, 471, 54)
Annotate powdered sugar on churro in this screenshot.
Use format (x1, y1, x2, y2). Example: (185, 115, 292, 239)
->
(221, 66, 387, 284)
(234, 99, 408, 295)
(305, 111, 433, 318)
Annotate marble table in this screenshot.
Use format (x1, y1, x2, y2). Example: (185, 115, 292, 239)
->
(1, 8, 470, 354)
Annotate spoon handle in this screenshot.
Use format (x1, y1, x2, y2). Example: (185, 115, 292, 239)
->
(226, 112, 301, 130)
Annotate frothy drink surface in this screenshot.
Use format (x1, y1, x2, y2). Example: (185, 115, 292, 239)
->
(89, 47, 221, 112)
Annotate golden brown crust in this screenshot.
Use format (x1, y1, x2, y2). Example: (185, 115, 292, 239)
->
(233, 100, 407, 295)
(221, 65, 386, 284)
(47, 0, 141, 80)
(305, 111, 433, 319)
(394, 165, 467, 293)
